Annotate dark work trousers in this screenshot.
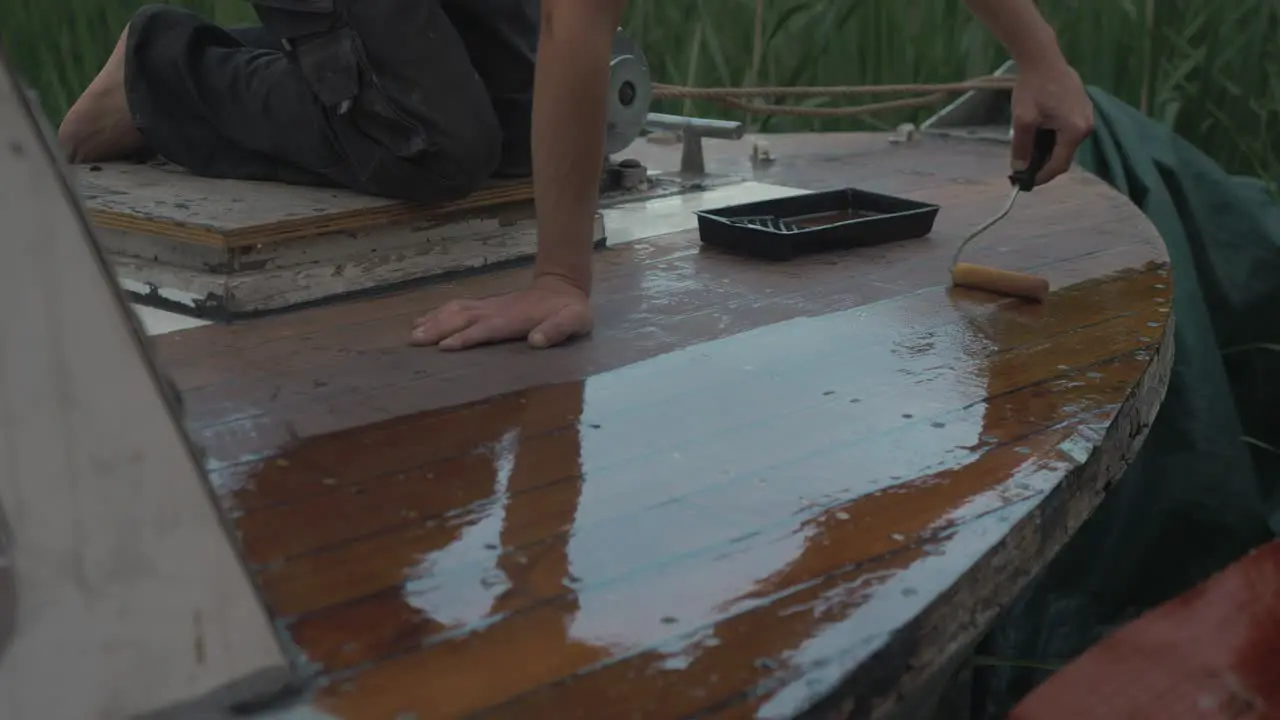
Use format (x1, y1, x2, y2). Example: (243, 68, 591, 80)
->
(122, 0, 538, 202)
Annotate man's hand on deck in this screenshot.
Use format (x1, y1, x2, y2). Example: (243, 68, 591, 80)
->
(410, 275, 593, 351)
(1011, 60, 1094, 186)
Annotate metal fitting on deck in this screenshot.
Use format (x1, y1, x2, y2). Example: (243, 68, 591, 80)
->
(643, 112, 745, 175)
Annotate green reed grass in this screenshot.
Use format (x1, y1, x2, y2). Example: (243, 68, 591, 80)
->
(626, 0, 1279, 186)
(2, 0, 1277, 185)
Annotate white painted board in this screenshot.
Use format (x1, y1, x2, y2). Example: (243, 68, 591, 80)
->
(0, 50, 293, 719)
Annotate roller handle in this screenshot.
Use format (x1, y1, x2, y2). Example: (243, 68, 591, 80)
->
(1009, 128, 1057, 192)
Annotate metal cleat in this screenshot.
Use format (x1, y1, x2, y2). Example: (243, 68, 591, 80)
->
(642, 112, 745, 176)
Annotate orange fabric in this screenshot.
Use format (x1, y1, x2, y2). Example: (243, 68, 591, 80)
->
(1010, 540, 1280, 720)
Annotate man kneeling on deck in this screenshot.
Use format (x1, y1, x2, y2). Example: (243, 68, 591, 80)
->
(58, 0, 537, 203)
(61, 0, 1094, 353)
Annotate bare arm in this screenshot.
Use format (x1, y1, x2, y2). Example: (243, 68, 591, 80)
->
(410, 0, 1085, 350)
(962, 0, 1093, 183)
(529, 0, 629, 296)
(962, 0, 1066, 70)
(407, 0, 624, 351)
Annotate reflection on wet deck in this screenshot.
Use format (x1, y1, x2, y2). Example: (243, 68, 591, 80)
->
(154, 134, 1174, 718)
(219, 267, 1167, 719)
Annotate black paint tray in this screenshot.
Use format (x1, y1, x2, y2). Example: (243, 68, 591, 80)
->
(694, 188, 940, 261)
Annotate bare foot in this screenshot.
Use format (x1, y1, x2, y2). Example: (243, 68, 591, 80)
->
(58, 27, 145, 163)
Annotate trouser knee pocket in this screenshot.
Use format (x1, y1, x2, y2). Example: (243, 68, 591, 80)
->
(250, 0, 434, 160)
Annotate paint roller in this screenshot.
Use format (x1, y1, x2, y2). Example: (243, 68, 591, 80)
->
(949, 128, 1056, 302)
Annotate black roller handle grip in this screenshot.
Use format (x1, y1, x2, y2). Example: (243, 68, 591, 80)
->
(1009, 127, 1057, 192)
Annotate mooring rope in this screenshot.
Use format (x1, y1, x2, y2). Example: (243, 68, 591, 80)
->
(648, 0, 1015, 119)
(649, 76, 1016, 118)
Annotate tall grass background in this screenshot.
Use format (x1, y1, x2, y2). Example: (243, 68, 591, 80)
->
(2, 0, 1277, 186)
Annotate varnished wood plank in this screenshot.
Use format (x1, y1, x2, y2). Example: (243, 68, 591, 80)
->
(241, 266, 1166, 720)
(305, 351, 1162, 720)
(147, 134, 1030, 367)
(283, 345, 1153, 673)
(242, 269, 1162, 616)
(165, 180, 1132, 430)
(154, 133, 1174, 719)
(0, 53, 293, 718)
(184, 237, 1160, 475)
(231, 268, 1166, 567)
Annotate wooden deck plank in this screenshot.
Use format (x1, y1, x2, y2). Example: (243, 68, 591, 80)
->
(182, 227, 1155, 478)
(230, 281, 1163, 571)
(153, 133, 1173, 719)
(270, 334, 1151, 644)
(163, 170, 1135, 418)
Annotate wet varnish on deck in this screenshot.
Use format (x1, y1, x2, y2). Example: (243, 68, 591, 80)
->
(153, 134, 1174, 720)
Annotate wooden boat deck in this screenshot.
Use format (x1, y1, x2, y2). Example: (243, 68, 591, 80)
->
(145, 133, 1174, 718)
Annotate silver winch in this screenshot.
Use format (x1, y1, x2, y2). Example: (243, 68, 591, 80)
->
(606, 31, 654, 156)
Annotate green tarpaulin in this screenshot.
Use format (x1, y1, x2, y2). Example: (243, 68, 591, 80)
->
(973, 87, 1280, 717)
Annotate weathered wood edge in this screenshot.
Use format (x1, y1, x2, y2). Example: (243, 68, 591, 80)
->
(86, 180, 536, 249)
(798, 304, 1177, 720)
(115, 213, 608, 317)
(84, 163, 741, 250)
